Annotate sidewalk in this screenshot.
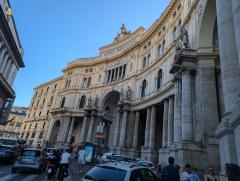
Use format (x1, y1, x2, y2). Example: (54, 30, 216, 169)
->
(67, 159, 94, 181)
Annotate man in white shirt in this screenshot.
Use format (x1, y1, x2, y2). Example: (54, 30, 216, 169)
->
(181, 164, 192, 181)
(58, 149, 71, 179)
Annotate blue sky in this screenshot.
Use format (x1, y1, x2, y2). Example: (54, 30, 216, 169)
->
(10, 0, 170, 107)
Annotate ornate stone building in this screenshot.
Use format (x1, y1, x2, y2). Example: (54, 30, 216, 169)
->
(0, 0, 25, 124)
(0, 106, 27, 138)
(23, 0, 240, 178)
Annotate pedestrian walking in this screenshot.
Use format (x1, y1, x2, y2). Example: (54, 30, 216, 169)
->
(192, 168, 200, 181)
(58, 149, 71, 180)
(77, 146, 86, 173)
(225, 163, 240, 181)
(161, 157, 180, 181)
(181, 164, 192, 181)
(204, 166, 219, 181)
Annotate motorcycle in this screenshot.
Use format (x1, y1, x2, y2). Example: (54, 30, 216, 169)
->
(47, 154, 59, 179)
(47, 162, 58, 179)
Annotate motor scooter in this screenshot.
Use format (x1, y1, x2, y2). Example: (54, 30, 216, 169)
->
(47, 155, 59, 179)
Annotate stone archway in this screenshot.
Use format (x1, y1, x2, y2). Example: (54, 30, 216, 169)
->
(197, 0, 222, 171)
(49, 120, 60, 147)
(198, 0, 217, 49)
(99, 90, 121, 150)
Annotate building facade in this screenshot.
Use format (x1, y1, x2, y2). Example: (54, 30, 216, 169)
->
(23, 0, 240, 179)
(0, 106, 27, 138)
(0, 0, 25, 124)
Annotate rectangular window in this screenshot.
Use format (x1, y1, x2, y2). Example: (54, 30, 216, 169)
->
(31, 133, 35, 138)
(111, 69, 115, 81)
(158, 45, 161, 57)
(115, 68, 119, 80)
(119, 67, 122, 78)
(107, 70, 111, 82)
(122, 64, 126, 78)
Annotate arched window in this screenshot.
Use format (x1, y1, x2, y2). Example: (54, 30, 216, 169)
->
(143, 57, 147, 68)
(162, 40, 166, 53)
(173, 27, 177, 41)
(157, 69, 163, 89)
(60, 97, 65, 108)
(147, 54, 151, 65)
(79, 95, 86, 108)
(141, 80, 147, 97)
(82, 77, 88, 88)
(157, 45, 162, 57)
(87, 77, 91, 88)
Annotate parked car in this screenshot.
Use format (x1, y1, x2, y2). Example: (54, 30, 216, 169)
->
(0, 144, 17, 163)
(12, 148, 48, 173)
(110, 155, 129, 162)
(81, 161, 159, 181)
(97, 152, 115, 163)
(138, 160, 157, 175)
(0, 137, 19, 147)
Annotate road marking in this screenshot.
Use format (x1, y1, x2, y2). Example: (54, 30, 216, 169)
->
(0, 174, 19, 181)
(22, 174, 39, 181)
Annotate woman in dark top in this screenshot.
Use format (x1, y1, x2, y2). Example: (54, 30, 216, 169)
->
(204, 166, 219, 181)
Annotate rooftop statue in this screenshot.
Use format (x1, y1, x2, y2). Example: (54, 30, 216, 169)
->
(114, 24, 131, 42)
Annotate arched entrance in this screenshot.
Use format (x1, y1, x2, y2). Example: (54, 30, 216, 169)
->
(49, 120, 60, 147)
(99, 90, 121, 150)
(197, 0, 222, 171)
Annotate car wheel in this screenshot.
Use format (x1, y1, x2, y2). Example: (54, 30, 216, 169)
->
(12, 168, 17, 173)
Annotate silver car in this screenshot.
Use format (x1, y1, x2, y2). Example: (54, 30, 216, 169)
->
(12, 148, 48, 173)
(81, 162, 159, 181)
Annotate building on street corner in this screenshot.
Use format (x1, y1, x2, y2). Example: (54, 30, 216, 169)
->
(22, 0, 240, 179)
(0, 0, 25, 124)
(0, 106, 27, 138)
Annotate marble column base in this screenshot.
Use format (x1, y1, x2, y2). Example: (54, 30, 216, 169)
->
(158, 148, 169, 166)
(127, 148, 141, 159)
(169, 142, 205, 169)
(141, 148, 158, 162)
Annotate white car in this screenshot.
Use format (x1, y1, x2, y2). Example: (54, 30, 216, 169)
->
(97, 152, 115, 163)
(138, 160, 158, 175)
(81, 162, 159, 181)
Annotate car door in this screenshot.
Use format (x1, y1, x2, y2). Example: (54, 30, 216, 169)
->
(130, 168, 158, 181)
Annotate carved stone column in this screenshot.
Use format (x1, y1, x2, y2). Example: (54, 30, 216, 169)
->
(79, 113, 89, 144)
(144, 107, 151, 148)
(119, 110, 128, 148)
(149, 106, 156, 149)
(216, 0, 240, 112)
(86, 111, 96, 142)
(173, 78, 182, 142)
(113, 107, 121, 148)
(181, 70, 193, 142)
(167, 97, 174, 146)
(162, 100, 169, 148)
(231, 0, 240, 68)
(67, 117, 75, 143)
(132, 111, 140, 149)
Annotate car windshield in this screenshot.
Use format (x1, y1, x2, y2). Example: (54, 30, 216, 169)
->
(0, 146, 13, 151)
(0, 139, 17, 146)
(114, 156, 128, 162)
(21, 150, 40, 157)
(139, 162, 154, 167)
(84, 165, 127, 181)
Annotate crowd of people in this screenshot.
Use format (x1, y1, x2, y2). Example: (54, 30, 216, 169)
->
(161, 157, 240, 181)
(46, 145, 87, 180)
(44, 145, 240, 181)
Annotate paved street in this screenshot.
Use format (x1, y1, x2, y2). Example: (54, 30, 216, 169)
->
(0, 160, 92, 181)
